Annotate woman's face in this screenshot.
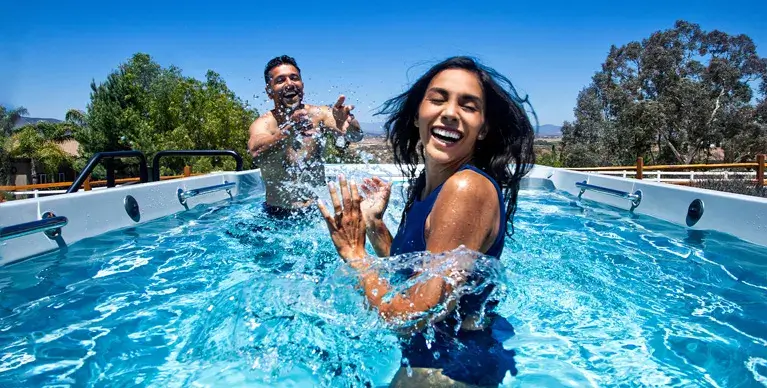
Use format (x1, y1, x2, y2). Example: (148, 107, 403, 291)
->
(416, 68, 486, 168)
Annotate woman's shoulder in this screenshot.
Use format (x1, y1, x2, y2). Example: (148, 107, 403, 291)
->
(442, 168, 499, 200)
(432, 168, 500, 214)
(426, 167, 502, 253)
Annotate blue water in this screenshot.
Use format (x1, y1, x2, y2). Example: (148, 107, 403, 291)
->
(1, 184, 766, 387)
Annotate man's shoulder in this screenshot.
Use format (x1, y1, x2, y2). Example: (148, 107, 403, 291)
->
(251, 110, 277, 131)
(257, 109, 277, 122)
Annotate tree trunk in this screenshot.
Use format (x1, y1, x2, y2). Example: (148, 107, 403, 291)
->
(31, 159, 38, 185)
(663, 134, 685, 164)
(0, 154, 11, 186)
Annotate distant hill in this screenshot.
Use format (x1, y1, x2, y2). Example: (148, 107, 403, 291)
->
(537, 124, 562, 137)
(13, 117, 62, 129)
(360, 122, 387, 136)
(361, 121, 562, 138)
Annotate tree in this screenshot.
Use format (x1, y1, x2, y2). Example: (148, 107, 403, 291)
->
(4, 126, 71, 184)
(65, 109, 86, 128)
(0, 106, 29, 184)
(0, 106, 28, 137)
(77, 53, 259, 176)
(562, 20, 767, 166)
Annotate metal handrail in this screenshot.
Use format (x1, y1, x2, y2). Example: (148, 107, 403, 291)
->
(67, 151, 149, 193)
(576, 180, 642, 208)
(177, 181, 235, 205)
(0, 213, 68, 241)
(152, 150, 243, 182)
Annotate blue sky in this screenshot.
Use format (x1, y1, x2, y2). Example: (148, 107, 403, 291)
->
(1, 0, 766, 126)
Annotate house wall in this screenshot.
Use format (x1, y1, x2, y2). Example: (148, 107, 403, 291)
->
(11, 160, 31, 186)
(8, 159, 75, 186)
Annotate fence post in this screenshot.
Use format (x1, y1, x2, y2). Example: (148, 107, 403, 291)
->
(758, 154, 765, 189)
(84, 175, 92, 191)
(636, 157, 644, 180)
(183, 165, 191, 177)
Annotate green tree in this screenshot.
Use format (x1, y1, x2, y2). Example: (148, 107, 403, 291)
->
(4, 126, 72, 184)
(77, 53, 259, 176)
(0, 106, 29, 184)
(65, 109, 86, 128)
(562, 20, 767, 167)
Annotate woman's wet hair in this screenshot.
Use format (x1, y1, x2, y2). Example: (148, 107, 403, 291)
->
(376, 56, 537, 237)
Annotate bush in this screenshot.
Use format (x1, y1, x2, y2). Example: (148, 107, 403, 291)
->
(536, 152, 563, 167)
(689, 175, 767, 198)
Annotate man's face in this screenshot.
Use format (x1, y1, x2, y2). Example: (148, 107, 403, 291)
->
(266, 64, 304, 109)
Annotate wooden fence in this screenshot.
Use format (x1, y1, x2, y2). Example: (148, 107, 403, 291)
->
(0, 165, 198, 199)
(569, 155, 767, 188)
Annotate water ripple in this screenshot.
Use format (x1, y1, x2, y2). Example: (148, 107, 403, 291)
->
(0, 188, 764, 387)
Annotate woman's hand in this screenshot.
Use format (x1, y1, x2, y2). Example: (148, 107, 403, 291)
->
(318, 175, 368, 265)
(359, 177, 392, 228)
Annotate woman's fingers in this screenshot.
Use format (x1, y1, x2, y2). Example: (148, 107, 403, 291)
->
(350, 180, 361, 211)
(338, 174, 352, 211)
(328, 180, 342, 215)
(317, 200, 335, 228)
(360, 182, 373, 197)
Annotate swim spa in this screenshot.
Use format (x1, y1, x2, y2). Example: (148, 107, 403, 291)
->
(1, 162, 766, 387)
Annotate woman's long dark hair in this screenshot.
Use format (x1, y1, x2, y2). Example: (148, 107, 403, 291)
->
(376, 56, 537, 237)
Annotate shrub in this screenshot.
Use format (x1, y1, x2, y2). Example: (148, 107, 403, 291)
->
(689, 174, 767, 198)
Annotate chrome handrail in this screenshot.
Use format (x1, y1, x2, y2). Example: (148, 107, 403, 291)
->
(576, 180, 642, 208)
(0, 212, 68, 241)
(177, 181, 235, 205)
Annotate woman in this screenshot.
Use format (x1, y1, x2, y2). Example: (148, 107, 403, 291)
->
(317, 56, 536, 387)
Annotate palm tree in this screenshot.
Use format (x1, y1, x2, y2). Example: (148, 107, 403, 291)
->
(0, 106, 29, 137)
(65, 109, 86, 128)
(0, 106, 29, 185)
(4, 126, 70, 185)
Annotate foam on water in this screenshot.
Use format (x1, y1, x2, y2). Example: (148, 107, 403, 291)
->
(0, 185, 765, 387)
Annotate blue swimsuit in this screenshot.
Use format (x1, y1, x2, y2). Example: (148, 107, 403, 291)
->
(389, 164, 517, 386)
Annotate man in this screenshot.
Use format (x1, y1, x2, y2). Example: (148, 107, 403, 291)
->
(248, 55, 363, 217)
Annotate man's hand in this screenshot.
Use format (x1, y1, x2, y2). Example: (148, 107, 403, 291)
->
(288, 108, 319, 136)
(331, 95, 356, 134)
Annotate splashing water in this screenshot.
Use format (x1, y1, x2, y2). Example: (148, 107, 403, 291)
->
(361, 246, 506, 327)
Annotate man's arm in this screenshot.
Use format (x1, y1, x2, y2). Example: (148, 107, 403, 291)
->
(318, 102, 363, 142)
(344, 115, 364, 142)
(248, 116, 289, 159)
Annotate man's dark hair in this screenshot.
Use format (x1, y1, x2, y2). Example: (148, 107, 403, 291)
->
(264, 55, 301, 84)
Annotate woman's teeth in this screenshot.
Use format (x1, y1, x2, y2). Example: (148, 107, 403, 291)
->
(431, 128, 462, 142)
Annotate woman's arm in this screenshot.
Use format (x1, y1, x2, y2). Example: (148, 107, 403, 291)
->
(320, 171, 500, 325)
(359, 177, 394, 257)
(365, 219, 393, 258)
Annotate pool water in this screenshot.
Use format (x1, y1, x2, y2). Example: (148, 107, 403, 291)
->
(1, 184, 766, 387)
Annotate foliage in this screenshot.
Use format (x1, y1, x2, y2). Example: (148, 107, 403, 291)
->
(0, 106, 28, 137)
(320, 134, 365, 164)
(561, 20, 767, 167)
(690, 175, 767, 198)
(76, 53, 259, 176)
(4, 126, 73, 179)
(0, 106, 30, 184)
(534, 144, 564, 167)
